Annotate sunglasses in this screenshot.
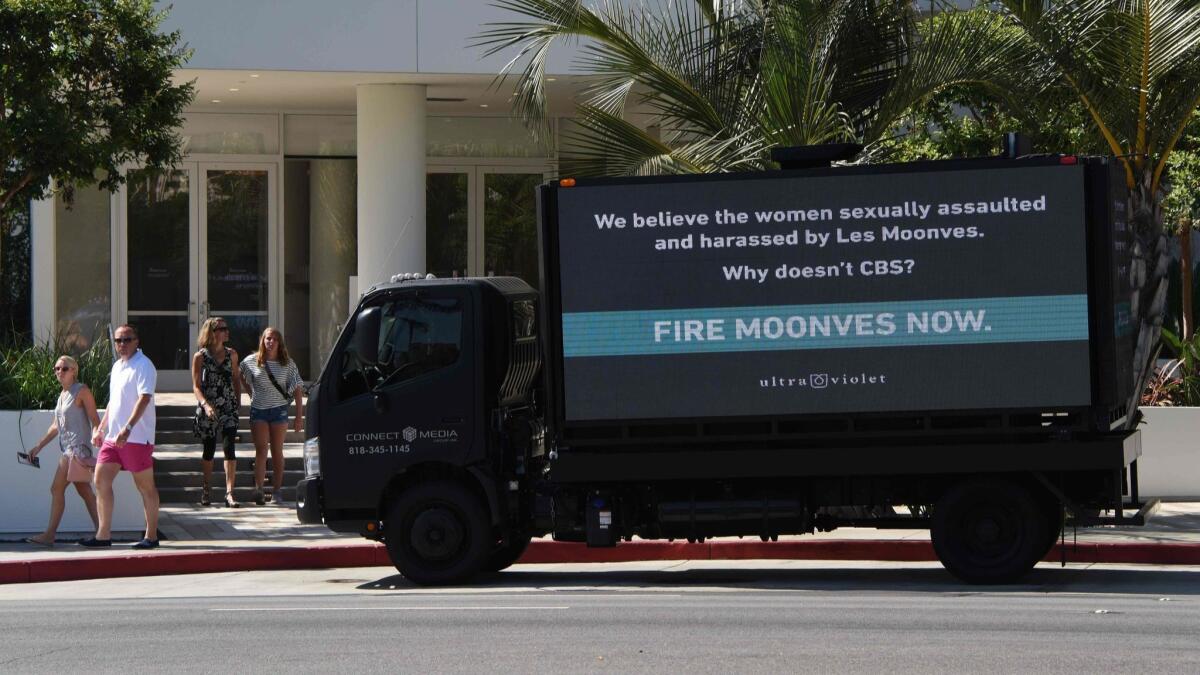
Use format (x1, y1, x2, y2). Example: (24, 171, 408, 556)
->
(113, 337, 136, 344)
(215, 326, 229, 332)
(53, 366, 73, 373)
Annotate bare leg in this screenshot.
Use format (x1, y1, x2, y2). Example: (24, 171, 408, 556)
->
(94, 462, 121, 540)
(131, 467, 160, 541)
(251, 421, 269, 491)
(73, 480, 99, 529)
(201, 458, 213, 489)
(30, 458, 71, 544)
(224, 459, 237, 498)
(269, 422, 287, 493)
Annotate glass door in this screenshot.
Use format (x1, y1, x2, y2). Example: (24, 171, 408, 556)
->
(426, 166, 548, 287)
(199, 164, 274, 362)
(120, 162, 276, 390)
(479, 170, 544, 288)
(426, 168, 471, 279)
(123, 168, 197, 383)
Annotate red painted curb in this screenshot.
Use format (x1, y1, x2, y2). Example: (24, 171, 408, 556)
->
(2, 540, 1198, 584)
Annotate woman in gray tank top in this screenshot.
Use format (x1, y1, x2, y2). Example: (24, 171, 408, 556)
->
(24, 355, 102, 547)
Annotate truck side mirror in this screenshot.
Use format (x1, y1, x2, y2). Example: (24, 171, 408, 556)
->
(355, 306, 382, 366)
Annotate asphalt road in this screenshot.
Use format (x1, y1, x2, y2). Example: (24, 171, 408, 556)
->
(2, 561, 1199, 674)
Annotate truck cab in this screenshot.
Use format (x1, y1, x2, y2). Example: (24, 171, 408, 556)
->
(297, 276, 544, 584)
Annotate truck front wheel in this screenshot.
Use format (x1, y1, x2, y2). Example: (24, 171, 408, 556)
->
(385, 480, 491, 586)
(931, 479, 1048, 584)
(485, 531, 533, 573)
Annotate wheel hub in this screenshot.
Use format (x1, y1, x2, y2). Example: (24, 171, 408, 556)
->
(410, 507, 465, 562)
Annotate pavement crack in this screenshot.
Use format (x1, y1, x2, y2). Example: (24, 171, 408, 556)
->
(0, 646, 71, 667)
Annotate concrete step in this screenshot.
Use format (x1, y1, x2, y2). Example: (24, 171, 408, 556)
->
(156, 404, 300, 417)
(155, 430, 305, 444)
(150, 440, 305, 503)
(158, 485, 297, 505)
(156, 417, 303, 432)
(152, 451, 302, 468)
(155, 470, 306, 488)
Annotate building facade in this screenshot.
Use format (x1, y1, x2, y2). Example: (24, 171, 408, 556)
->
(30, 0, 586, 389)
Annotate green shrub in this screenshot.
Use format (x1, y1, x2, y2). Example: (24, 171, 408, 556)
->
(0, 336, 111, 409)
(1143, 329, 1200, 407)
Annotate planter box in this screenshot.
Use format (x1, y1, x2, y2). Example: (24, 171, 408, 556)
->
(1, 410, 150, 534)
(1136, 406, 1200, 500)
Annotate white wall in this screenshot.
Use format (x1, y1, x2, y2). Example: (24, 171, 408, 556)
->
(1136, 407, 1200, 499)
(158, 0, 580, 74)
(1, 411, 149, 534)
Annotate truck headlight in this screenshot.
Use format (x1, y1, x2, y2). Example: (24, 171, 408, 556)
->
(304, 436, 321, 477)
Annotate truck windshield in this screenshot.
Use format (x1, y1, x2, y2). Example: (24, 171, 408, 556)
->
(338, 295, 463, 400)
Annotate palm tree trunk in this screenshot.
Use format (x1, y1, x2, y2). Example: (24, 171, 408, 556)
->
(1183, 224, 1194, 341)
(1126, 177, 1170, 423)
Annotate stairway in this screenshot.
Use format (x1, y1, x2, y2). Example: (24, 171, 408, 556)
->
(153, 403, 305, 505)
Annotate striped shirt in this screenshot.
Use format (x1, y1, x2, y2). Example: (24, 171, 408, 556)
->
(240, 358, 302, 410)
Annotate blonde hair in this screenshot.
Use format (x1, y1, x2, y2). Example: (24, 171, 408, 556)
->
(197, 317, 227, 350)
(255, 327, 290, 366)
(55, 355, 79, 384)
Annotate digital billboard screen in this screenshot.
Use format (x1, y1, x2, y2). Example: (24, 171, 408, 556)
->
(552, 164, 1092, 422)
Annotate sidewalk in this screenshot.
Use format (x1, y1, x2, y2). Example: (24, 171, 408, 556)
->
(2, 501, 1199, 584)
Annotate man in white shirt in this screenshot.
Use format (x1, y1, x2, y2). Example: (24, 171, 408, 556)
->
(83, 324, 161, 549)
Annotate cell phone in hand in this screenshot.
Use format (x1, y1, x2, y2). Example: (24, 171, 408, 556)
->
(17, 452, 41, 468)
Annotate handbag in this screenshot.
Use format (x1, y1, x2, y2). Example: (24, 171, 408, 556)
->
(66, 454, 95, 483)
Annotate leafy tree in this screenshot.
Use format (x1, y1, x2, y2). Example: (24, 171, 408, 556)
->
(480, 0, 1028, 175)
(981, 0, 1200, 416)
(0, 0, 194, 306)
(883, 83, 1102, 162)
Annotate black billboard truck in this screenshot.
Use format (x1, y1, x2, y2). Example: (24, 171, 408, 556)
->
(297, 150, 1160, 585)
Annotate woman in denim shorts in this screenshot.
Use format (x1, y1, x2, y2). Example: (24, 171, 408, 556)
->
(240, 327, 304, 505)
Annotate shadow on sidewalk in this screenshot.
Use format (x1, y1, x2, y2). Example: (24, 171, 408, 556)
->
(355, 565, 1200, 596)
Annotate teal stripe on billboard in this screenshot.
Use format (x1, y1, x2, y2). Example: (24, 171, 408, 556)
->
(562, 295, 1088, 357)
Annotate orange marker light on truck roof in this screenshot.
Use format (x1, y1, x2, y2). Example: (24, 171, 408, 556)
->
(560, 178, 576, 187)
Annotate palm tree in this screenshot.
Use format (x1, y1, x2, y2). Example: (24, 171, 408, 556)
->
(479, 0, 1027, 175)
(989, 0, 1200, 414)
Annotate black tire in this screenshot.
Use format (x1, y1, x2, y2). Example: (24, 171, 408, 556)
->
(931, 479, 1048, 584)
(385, 480, 491, 586)
(484, 532, 533, 573)
(1037, 501, 1063, 562)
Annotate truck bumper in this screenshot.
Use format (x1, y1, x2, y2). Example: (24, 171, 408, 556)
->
(295, 477, 324, 525)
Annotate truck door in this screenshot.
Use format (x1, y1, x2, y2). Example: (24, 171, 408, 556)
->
(320, 286, 476, 510)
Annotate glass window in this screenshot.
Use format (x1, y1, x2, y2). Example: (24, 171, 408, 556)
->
(338, 295, 462, 401)
(181, 113, 279, 155)
(428, 117, 553, 158)
(1, 204, 32, 344)
(55, 186, 113, 351)
(284, 115, 356, 156)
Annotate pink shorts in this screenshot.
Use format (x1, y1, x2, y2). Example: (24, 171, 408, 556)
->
(97, 441, 155, 473)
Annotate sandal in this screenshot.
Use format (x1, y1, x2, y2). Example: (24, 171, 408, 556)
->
(225, 492, 240, 508)
(254, 489, 265, 506)
(200, 485, 212, 507)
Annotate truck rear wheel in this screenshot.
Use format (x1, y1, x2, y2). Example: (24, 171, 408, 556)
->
(385, 480, 491, 586)
(931, 479, 1047, 584)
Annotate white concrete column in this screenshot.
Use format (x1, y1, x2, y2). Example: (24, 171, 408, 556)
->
(356, 83, 426, 290)
(30, 194, 56, 343)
